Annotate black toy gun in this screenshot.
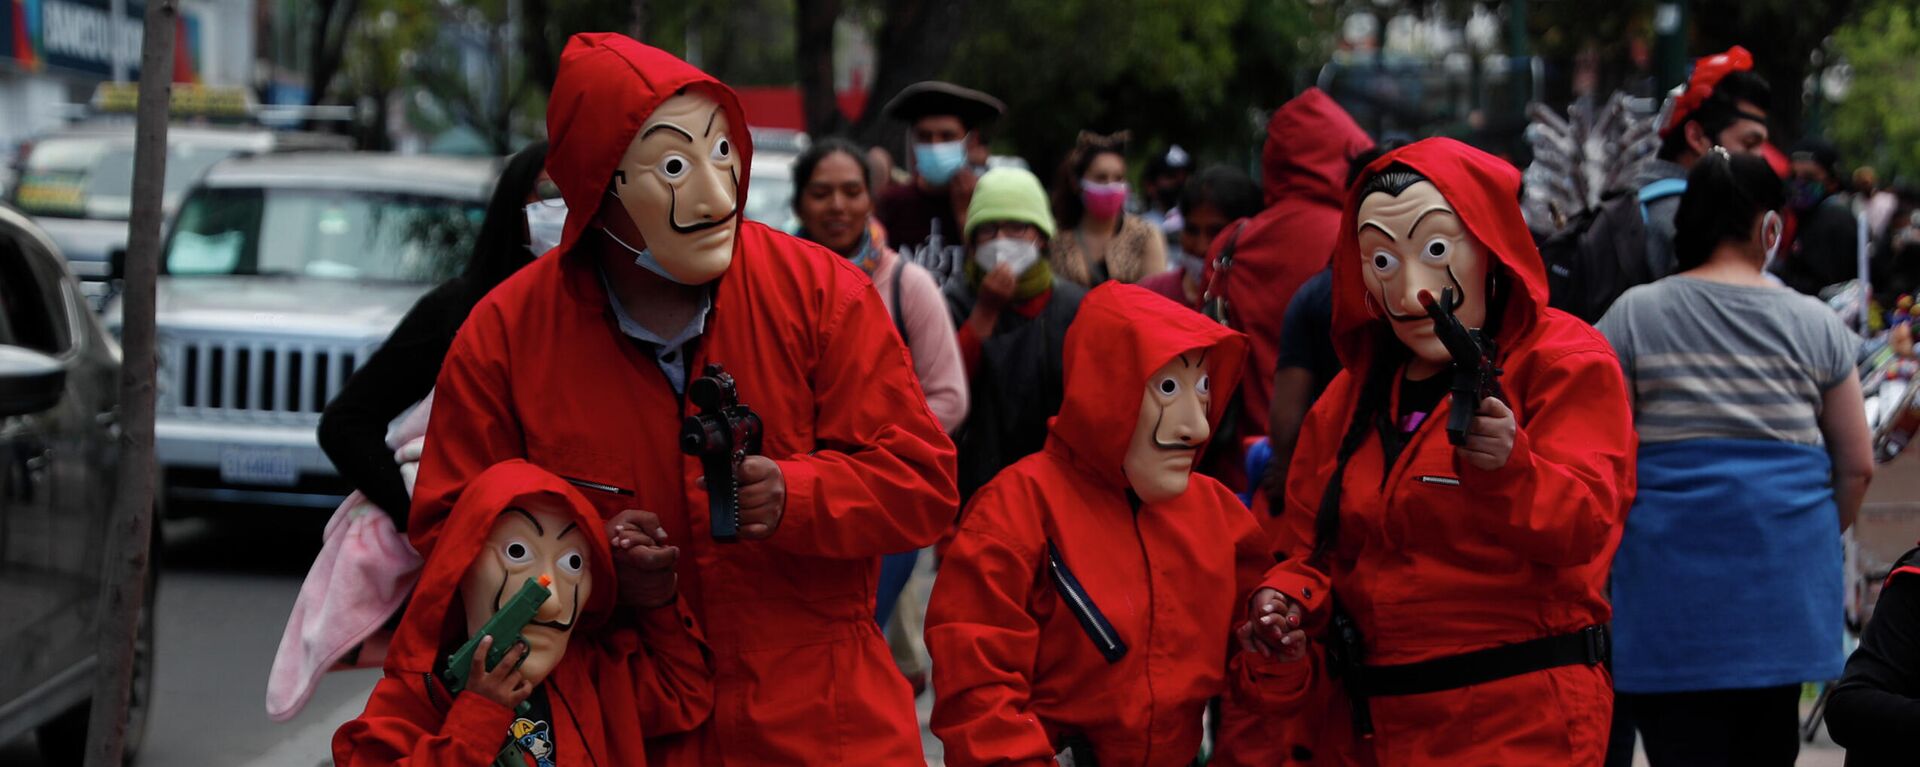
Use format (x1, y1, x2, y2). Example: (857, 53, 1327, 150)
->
(1326, 600, 1375, 739)
(1419, 286, 1505, 446)
(680, 363, 763, 542)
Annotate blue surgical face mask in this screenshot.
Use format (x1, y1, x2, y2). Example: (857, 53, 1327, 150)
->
(914, 138, 968, 186)
(525, 202, 567, 256)
(600, 188, 699, 285)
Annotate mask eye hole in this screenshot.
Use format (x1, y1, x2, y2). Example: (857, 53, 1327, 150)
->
(503, 540, 533, 565)
(1157, 377, 1180, 397)
(1196, 374, 1210, 396)
(711, 138, 731, 161)
(1422, 238, 1450, 263)
(1370, 250, 1402, 275)
(556, 550, 585, 576)
(659, 154, 690, 180)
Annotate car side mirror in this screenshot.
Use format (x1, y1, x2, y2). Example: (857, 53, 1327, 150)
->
(109, 247, 128, 280)
(0, 346, 67, 417)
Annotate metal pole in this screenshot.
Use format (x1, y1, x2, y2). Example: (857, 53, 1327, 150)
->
(1655, 0, 1689, 92)
(110, 0, 127, 82)
(82, 0, 172, 765)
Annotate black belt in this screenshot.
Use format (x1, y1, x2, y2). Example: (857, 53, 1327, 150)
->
(1348, 625, 1609, 699)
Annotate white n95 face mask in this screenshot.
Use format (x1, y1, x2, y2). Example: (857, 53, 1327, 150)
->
(974, 238, 1040, 276)
(525, 202, 568, 255)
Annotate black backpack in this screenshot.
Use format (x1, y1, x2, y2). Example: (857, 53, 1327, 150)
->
(1542, 179, 1687, 324)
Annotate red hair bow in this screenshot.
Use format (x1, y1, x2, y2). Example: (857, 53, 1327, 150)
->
(1660, 46, 1755, 137)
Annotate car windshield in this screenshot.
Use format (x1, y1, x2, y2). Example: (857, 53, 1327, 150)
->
(164, 186, 484, 283)
(13, 135, 241, 219)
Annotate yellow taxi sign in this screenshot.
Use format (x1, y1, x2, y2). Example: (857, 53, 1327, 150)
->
(91, 83, 256, 120)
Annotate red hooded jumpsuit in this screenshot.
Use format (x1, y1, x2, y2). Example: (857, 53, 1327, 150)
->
(926, 283, 1274, 766)
(1198, 87, 1372, 490)
(409, 35, 959, 764)
(334, 460, 713, 767)
(1233, 139, 1637, 765)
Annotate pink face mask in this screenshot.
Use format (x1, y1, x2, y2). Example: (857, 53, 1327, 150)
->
(1081, 179, 1128, 220)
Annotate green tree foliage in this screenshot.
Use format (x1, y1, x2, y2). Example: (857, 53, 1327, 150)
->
(945, 0, 1327, 183)
(1828, 2, 1920, 182)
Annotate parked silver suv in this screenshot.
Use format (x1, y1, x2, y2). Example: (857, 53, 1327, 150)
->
(109, 152, 496, 512)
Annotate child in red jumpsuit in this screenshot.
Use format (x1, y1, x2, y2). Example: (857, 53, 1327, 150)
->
(927, 283, 1275, 765)
(333, 460, 711, 766)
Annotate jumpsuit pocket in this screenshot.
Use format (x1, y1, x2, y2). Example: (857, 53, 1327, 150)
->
(527, 438, 633, 519)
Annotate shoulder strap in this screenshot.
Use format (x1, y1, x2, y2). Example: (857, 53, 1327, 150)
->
(1637, 178, 1689, 223)
(890, 261, 909, 348)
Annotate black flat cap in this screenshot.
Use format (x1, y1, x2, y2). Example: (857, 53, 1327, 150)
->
(882, 81, 1006, 128)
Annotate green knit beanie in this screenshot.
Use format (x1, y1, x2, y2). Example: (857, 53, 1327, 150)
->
(964, 168, 1057, 241)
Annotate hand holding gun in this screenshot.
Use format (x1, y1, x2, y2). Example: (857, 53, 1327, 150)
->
(443, 574, 550, 716)
(1418, 287, 1506, 447)
(681, 364, 764, 542)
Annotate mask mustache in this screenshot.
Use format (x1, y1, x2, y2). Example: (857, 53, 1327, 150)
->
(666, 170, 741, 234)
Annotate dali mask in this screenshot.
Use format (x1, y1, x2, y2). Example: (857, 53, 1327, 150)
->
(1356, 179, 1490, 366)
(458, 501, 592, 686)
(604, 89, 742, 285)
(1122, 350, 1213, 504)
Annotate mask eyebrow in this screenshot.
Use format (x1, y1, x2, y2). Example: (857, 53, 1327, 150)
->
(705, 107, 722, 137)
(643, 123, 695, 142)
(505, 507, 544, 535)
(1409, 207, 1458, 237)
(1360, 220, 1396, 242)
(557, 521, 580, 541)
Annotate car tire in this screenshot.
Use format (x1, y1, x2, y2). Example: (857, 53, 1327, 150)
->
(36, 524, 160, 766)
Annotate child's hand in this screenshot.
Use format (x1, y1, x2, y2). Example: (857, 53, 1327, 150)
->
(467, 636, 534, 709)
(1236, 588, 1307, 662)
(608, 509, 680, 608)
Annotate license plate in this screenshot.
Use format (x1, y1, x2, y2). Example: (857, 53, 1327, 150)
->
(219, 447, 299, 487)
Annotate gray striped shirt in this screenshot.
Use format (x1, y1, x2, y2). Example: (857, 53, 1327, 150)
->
(1597, 276, 1856, 446)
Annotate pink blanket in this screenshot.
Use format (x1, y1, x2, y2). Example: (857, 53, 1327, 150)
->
(266, 395, 431, 722)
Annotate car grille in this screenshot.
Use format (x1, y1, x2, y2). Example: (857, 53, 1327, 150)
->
(158, 333, 367, 420)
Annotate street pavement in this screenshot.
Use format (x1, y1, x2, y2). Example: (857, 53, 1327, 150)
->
(0, 509, 1857, 766)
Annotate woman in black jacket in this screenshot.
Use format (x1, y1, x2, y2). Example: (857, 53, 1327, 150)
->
(316, 142, 551, 526)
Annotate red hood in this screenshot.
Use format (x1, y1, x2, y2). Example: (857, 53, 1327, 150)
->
(1261, 88, 1371, 210)
(1330, 138, 1548, 373)
(1047, 283, 1247, 490)
(545, 33, 754, 262)
(386, 460, 616, 675)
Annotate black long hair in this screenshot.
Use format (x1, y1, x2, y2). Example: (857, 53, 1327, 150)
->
(1307, 162, 1508, 564)
(463, 140, 548, 304)
(1051, 130, 1129, 231)
(1671, 149, 1787, 271)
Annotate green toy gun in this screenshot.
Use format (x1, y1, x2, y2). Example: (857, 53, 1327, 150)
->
(444, 573, 550, 714)
(442, 573, 550, 766)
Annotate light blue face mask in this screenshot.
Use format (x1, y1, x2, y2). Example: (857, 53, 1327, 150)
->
(600, 188, 697, 285)
(914, 138, 968, 186)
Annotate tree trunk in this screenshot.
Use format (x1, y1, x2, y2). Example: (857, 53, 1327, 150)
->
(305, 0, 360, 130)
(83, 1, 172, 764)
(630, 0, 647, 40)
(797, 0, 844, 137)
(522, 0, 558, 91)
(850, 0, 969, 148)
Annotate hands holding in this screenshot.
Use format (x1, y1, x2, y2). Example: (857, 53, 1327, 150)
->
(465, 636, 533, 709)
(607, 510, 680, 608)
(698, 456, 785, 540)
(1236, 588, 1308, 663)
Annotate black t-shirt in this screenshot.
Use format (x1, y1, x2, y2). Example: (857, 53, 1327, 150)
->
(1275, 269, 1342, 398)
(1826, 547, 1920, 764)
(508, 686, 559, 767)
(1381, 371, 1450, 470)
(877, 184, 964, 281)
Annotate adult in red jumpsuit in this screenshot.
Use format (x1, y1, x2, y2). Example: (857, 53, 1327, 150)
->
(1198, 88, 1372, 490)
(410, 34, 958, 764)
(926, 283, 1273, 765)
(1235, 138, 1636, 765)
(334, 460, 712, 766)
